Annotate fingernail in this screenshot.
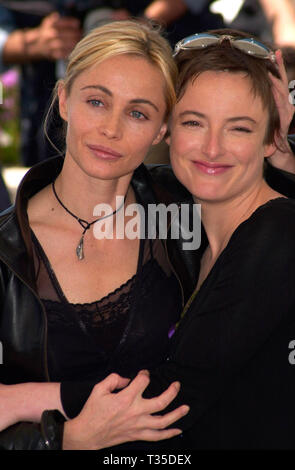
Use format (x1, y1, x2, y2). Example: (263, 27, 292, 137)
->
(174, 381, 181, 391)
(182, 405, 190, 414)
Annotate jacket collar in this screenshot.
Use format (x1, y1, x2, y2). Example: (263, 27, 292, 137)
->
(0, 157, 64, 289)
(0, 156, 184, 290)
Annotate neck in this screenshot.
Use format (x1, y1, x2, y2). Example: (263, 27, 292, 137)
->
(197, 180, 281, 261)
(53, 155, 135, 222)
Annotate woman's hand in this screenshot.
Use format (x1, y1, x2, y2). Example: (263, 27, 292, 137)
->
(0, 382, 64, 431)
(268, 49, 295, 173)
(63, 370, 189, 450)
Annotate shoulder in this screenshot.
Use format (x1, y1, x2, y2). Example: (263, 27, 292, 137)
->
(0, 205, 15, 226)
(229, 197, 295, 260)
(241, 197, 295, 233)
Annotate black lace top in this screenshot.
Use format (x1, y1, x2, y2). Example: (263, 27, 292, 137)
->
(31, 231, 182, 386)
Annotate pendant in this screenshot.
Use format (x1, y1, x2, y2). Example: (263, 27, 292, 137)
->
(76, 235, 84, 260)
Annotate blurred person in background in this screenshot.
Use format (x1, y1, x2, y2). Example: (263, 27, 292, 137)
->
(144, 0, 225, 46)
(229, 0, 295, 47)
(0, 0, 146, 168)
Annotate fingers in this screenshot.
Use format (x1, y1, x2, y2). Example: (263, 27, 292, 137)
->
(270, 50, 289, 99)
(55, 17, 81, 31)
(269, 72, 289, 108)
(275, 49, 288, 84)
(45, 12, 80, 30)
(270, 76, 290, 120)
(98, 373, 131, 394)
(148, 404, 190, 430)
(142, 381, 182, 414)
(119, 370, 151, 400)
(268, 63, 294, 137)
(39, 12, 81, 60)
(269, 73, 289, 103)
(139, 427, 183, 442)
(134, 403, 190, 442)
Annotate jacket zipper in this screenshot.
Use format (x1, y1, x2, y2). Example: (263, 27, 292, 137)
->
(165, 205, 199, 332)
(163, 205, 185, 309)
(0, 258, 50, 381)
(175, 283, 199, 331)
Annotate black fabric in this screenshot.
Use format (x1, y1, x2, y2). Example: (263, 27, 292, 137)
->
(1, 154, 295, 448)
(0, 166, 11, 212)
(0, 156, 193, 448)
(31, 229, 181, 388)
(140, 197, 295, 449)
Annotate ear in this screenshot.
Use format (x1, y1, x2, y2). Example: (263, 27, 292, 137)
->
(58, 82, 68, 122)
(263, 142, 277, 159)
(152, 123, 167, 146)
(165, 115, 173, 145)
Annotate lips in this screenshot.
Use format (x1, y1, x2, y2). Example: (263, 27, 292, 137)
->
(192, 160, 233, 175)
(87, 144, 123, 160)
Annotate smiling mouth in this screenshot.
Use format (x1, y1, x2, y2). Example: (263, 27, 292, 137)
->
(87, 144, 123, 160)
(192, 160, 233, 175)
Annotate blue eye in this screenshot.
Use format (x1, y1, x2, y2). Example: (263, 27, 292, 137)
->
(88, 99, 103, 107)
(131, 110, 147, 120)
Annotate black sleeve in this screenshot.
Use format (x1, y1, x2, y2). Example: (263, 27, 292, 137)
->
(0, 260, 66, 450)
(60, 381, 96, 419)
(264, 136, 295, 197)
(143, 200, 295, 430)
(0, 410, 65, 450)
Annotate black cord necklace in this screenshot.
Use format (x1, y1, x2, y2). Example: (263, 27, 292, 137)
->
(52, 181, 125, 261)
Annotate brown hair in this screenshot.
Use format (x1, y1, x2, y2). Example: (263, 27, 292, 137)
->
(175, 28, 281, 145)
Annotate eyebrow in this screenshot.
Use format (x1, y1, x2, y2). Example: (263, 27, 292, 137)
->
(179, 110, 257, 124)
(80, 85, 159, 112)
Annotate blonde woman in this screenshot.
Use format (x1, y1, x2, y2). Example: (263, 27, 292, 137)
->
(0, 20, 191, 450)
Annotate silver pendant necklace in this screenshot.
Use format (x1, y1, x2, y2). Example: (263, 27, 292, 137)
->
(52, 181, 125, 260)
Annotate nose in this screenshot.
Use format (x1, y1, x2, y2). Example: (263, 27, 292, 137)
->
(201, 128, 225, 160)
(99, 111, 122, 140)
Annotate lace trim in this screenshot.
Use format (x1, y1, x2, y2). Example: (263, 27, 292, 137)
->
(43, 258, 164, 330)
(44, 269, 138, 308)
(31, 228, 146, 305)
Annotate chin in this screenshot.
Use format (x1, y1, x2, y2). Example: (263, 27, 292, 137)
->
(81, 158, 130, 180)
(185, 181, 220, 202)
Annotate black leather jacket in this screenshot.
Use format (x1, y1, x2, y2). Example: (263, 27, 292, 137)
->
(0, 155, 198, 450)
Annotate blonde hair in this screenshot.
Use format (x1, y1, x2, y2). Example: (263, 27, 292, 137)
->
(45, 20, 177, 154)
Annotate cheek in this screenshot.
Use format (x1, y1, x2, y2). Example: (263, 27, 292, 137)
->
(67, 108, 92, 140)
(129, 123, 162, 154)
(170, 132, 199, 169)
(233, 140, 265, 167)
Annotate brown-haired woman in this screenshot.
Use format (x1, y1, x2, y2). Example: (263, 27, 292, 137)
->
(140, 29, 295, 450)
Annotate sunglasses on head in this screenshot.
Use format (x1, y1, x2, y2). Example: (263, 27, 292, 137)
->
(173, 33, 276, 63)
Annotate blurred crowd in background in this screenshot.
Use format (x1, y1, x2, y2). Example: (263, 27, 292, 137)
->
(1, 0, 295, 210)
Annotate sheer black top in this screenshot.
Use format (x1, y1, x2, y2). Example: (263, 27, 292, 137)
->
(31, 230, 182, 388)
